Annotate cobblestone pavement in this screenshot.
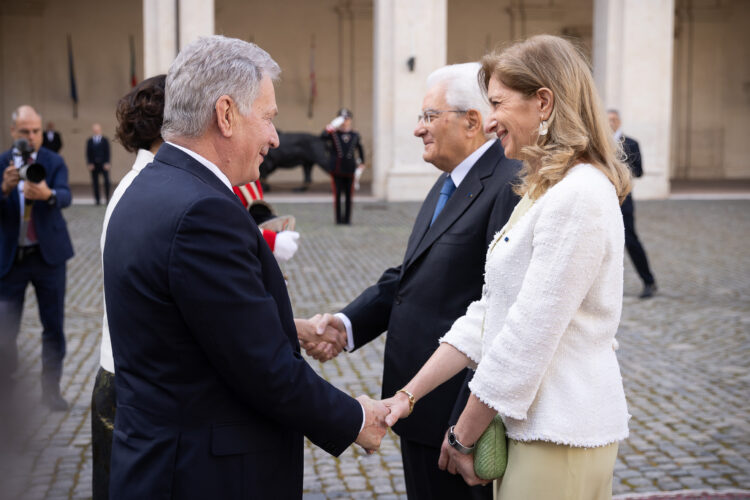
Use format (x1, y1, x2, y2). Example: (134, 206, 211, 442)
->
(0, 199, 748, 500)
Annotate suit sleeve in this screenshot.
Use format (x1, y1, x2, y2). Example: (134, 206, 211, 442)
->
(169, 197, 362, 455)
(340, 264, 401, 350)
(104, 139, 111, 163)
(48, 156, 72, 208)
(86, 140, 92, 164)
(625, 138, 643, 178)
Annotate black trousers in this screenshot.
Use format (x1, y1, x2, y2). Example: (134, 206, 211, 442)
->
(91, 367, 116, 500)
(0, 251, 66, 385)
(400, 437, 492, 500)
(622, 209, 655, 285)
(331, 175, 353, 224)
(91, 164, 111, 205)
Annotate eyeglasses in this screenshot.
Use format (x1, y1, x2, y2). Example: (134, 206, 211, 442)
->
(417, 109, 467, 125)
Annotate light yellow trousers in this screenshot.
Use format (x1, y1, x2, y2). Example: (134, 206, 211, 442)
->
(494, 440, 619, 500)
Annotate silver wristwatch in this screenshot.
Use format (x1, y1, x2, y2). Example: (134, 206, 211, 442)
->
(447, 425, 475, 455)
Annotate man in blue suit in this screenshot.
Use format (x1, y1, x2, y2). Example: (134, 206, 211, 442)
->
(102, 36, 388, 499)
(0, 105, 74, 411)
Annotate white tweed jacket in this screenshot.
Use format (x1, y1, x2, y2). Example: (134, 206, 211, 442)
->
(441, 163, 630, 447)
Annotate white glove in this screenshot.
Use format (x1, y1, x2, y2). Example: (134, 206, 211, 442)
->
(328, 116, 345, 130)
(354, 164, 365, 191)
(273, 230, 300, 263)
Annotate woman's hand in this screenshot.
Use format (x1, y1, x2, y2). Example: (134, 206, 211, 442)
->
(382, 391, 412, 427)
(438, 431, 491, 487)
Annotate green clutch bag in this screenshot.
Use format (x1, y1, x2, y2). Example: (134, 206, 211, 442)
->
(473, 415, 508, 480)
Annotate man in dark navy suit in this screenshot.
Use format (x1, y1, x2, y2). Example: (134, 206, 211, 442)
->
(0, 105, 74, 411)
(608, 109, 657, 299)
(42, 122, 63, 153)
(86, 123, 111, 205)
(309, 63, 521, 500)
(102, 36, 388, 500)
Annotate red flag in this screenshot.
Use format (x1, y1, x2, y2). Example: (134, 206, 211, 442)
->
(307, 35, 317, 119)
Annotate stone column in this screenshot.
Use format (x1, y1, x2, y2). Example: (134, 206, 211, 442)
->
(178, 0, 215, 50)
(373, 0, 447, 200)
(142, 0, 214, 78)
(143, 0, 178, 77)
(593, 0, 675, 199)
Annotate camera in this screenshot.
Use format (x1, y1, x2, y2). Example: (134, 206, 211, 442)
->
(12, 138, 46, 183)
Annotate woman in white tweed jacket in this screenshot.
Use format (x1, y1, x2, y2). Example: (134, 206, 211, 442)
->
(384, 35, 632, 499)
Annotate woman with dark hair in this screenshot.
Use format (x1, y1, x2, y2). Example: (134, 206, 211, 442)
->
(384, 35, 631, 499)
(91, 74, 166, 500)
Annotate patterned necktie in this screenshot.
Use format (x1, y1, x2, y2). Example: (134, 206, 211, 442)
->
(430, 176, 456, 226)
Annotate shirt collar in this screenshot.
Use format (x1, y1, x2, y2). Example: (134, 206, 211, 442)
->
(166, 141, 233, 192)
(613, 128, 623, 142)
(449, 139, 495, 188)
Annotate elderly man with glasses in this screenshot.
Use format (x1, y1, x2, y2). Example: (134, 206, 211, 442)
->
(307, 63, 521, 500)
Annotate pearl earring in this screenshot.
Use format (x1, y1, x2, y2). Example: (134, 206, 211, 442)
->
(539, 120, 549, 136)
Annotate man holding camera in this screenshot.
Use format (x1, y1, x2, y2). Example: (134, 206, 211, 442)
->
(0, 105, 74, 411)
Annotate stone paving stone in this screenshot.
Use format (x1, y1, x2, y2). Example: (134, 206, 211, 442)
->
(0, 200, 748, 499)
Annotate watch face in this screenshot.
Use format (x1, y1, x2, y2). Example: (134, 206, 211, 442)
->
(448, 433, 456, 446)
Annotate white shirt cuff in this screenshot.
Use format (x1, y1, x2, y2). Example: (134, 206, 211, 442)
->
(358, 401, 366, 433)
(335, 312, 355, 352)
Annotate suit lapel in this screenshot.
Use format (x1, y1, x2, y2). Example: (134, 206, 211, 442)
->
(403, 141, 501, 270)
(402, 178, 443, 267)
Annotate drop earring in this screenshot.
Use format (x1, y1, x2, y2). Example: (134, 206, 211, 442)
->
(539, 120, 549, 136)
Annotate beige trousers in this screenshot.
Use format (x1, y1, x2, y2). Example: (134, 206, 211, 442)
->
(494, 440, 619, 500)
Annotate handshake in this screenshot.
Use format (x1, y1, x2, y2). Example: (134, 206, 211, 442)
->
(294, 313, 349, 362)
(295, 315, 413, 454)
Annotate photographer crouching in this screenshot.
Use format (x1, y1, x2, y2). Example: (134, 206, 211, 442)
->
(0, 105, 74, 411)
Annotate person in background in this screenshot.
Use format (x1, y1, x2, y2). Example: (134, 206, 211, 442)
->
(384, 35, 631, 500)
(0, 105, 74, 411)
(86, 123, 111, 205)
(42, 122, 62, 153)
(608, 109, 658, 299)
(233, 180, 299, 263)
(322, 108, 364, 225)
(92, 74, 166, 500)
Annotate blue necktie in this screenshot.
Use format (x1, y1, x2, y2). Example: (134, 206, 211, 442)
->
(430, 176, 456, 226)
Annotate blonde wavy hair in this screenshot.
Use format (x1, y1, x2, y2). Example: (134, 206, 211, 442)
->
(479, 35, 631, 203)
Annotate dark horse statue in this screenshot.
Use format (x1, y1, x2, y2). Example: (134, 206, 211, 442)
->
(259, 130, 329, 192)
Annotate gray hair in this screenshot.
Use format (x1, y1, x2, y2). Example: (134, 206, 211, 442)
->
(161, 35, 281, 140)
(426, 63, 491, 136)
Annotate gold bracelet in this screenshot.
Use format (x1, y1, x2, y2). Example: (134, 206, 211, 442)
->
(396, 389, 415, 415)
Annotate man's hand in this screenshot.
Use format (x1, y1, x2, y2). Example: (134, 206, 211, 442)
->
(296, 315, 346, 361)
(87, 163, 94, 172)
(302, 313, 347, 361)
(355, 395, 390, 453)
(382, 390, 413, 427)
(104, 163, 111, 171)
(2, 163, 19, 196)
(438, 430, 490, 487)
(24, 179, 52, 201)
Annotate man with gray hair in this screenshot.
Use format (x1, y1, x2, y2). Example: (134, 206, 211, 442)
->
(103, 35, 388, 499)
(308, 63, 521, 499)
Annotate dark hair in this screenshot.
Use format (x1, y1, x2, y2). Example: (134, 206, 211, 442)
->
(115, 74, 167, 153)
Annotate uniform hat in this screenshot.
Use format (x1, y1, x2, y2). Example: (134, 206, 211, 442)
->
(337, 108, 353, 119)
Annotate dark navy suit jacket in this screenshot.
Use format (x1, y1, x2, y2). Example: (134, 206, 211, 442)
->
(342, 140, 521, 447)
(0, 147, 74, 278)
(103, 144, 362, 499)
(620, 135, 642, 214)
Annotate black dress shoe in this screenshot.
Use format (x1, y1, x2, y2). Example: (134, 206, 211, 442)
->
(639, 283, 658, 299)
(42, 390, 69, 412)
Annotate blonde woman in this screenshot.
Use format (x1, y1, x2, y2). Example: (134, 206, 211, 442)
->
(384, 35, 631, 499)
